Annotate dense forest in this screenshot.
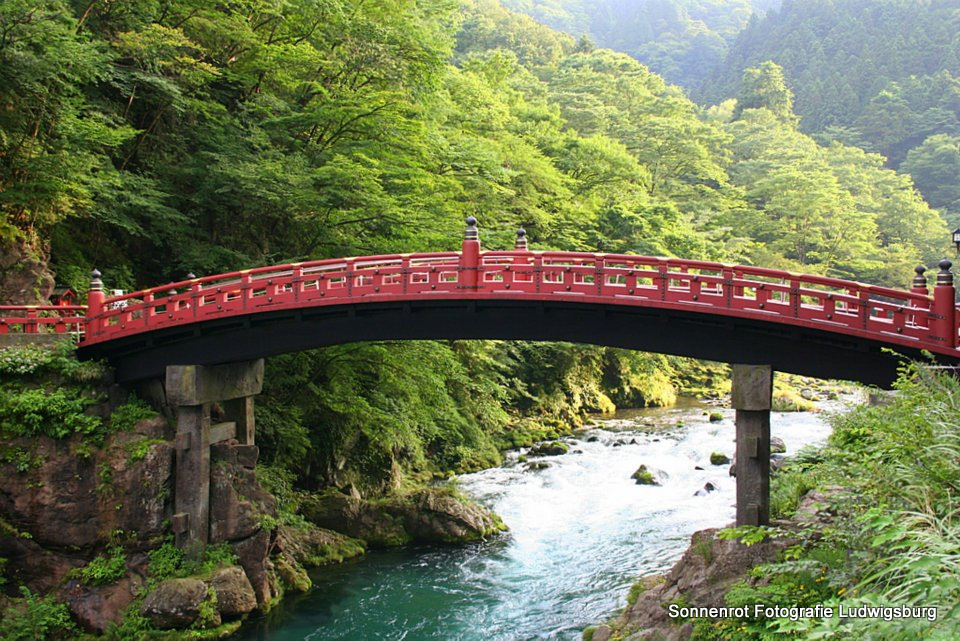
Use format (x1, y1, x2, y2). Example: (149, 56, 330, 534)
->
(698, 0, 960, 222)
(0, 0, 948, 493)
(501, 0, 781, 88)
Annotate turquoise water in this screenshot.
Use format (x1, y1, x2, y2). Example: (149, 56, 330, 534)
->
(231, 403, 835, 641)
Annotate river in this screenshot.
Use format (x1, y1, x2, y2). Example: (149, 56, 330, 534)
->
(231, 398, 842, 641)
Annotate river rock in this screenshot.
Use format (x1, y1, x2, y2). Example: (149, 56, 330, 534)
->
(631, 465, 660, 486)
(530, 441, 569, 456)
(770, 436, 787, 454)
(301, 488, 505, 547)
(587, 436, 600, 442)
(398, 489, 507, 543)
(526, 461, 550, 471)
(694, 482, 718, 497)
(210, 566, 257, 618)
(770, 454, 786, 472)
(800, 388, 817, 401)
(140, 578, 214, 629)
(709, 452, 730, 465)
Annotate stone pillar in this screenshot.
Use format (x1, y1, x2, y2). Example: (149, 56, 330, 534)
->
(166, 359, 264, 550)
(224, 396, 255, 445)
(173, 404, 211, 548)
(731, 364, 773, 527)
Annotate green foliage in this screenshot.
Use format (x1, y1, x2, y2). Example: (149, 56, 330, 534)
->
(147, 542, 237, 581)
(126, 438, 165, 464)
(716, 525, 780, 546)
(110, 397, 159, 433)
(194, 588, 219, 630)
(0, 343, 106, 382)
(0, 387, 102, 441)
(69, 546, 127, 586)
(0, 586, 76, 641)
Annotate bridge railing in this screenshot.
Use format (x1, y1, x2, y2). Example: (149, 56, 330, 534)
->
(0, 305, 87, 336)
(36, 246, 957, 356)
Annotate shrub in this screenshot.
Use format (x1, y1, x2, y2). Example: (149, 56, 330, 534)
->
(110, 397, 158, 433)
(0, 387, 103, 441)
(70, 546, 127, 586)
(148, 541, 237, 580)
(0, 586, 76, 641)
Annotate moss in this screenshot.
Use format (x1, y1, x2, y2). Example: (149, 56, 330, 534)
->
(773, 389, 817, 412)
(709, 452, 730, 465)
(582, 626, 597, 641)
(193, 588, 220, 630)
(626, 580, 647, 606)
(275, 553, 311, 593)
(708, 411, 724, 422)
(631, 465, 659, 485)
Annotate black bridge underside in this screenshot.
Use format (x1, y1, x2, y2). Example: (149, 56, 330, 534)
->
(78, 299, 957, 387)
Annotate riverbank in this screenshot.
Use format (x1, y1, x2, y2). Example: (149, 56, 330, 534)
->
(586, 363, 960, 641)
(0, 342, 842, 640)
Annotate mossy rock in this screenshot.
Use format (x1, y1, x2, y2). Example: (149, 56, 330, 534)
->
(631, 465, 660, 486)
(708, 411, 724, 422)
(709, 452, 730, 465)
(530, 441, 569, 456)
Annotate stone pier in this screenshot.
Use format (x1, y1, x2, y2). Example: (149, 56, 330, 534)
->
(165, 359, 264, 549)
(731, 364, 773, 527)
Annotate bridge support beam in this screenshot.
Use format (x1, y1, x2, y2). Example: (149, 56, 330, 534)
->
(166, 359, 264, 550)
(732, 364, 772, 527)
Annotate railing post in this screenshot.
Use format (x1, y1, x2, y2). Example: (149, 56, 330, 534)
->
(461, 216, 480, 292)
(911, 265, 929, 296)
(86, 269, 105, 337)
(910, 265, 929, 328)
(514, 227, 528, 251)
(934, 259, 956, 348)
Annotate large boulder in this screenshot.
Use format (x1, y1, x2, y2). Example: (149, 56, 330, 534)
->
(300, 491, 410, 547)
(61, 575, 144, 634)
(140, 578, 217, 629)
(770, 436, 787, 454)
(301, 488, 506, 547)
(232, 529, 276, 608)
(397, 489, 506, 543)
(210, 566, 257, 618)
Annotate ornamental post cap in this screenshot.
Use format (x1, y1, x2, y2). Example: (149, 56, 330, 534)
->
(90, 269, 103, 291)
(186, 272, 197, 280)
(915, 265, 926, 275)
(939, 259, 953, 272)
(464, 216, 479, 241)
(515, 227, 529, 250)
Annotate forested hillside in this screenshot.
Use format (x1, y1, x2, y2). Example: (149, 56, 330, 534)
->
(500, 0, 780, 88)
(698, 0, 960, 222)
(0, 0, 946, 493)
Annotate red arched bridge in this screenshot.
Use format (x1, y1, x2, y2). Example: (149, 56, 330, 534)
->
(5, 218, 960, 536)
(2, 219, 959, 385)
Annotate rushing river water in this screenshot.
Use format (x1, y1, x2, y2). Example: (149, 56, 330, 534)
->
(232, 399, 842, 641)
